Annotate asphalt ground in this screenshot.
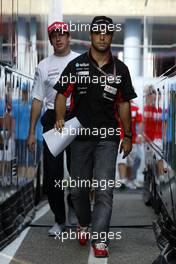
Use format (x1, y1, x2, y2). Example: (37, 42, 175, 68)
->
(9, 191, 159, 264)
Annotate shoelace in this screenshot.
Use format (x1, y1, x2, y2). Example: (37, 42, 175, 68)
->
(95, 243, 107, 250)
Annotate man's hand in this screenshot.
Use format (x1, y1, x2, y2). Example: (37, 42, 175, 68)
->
(55, 119, 65, 133)
(119, 137, 132, 158)
(27, 133, 36, 152)
(117, 101, 132, 158)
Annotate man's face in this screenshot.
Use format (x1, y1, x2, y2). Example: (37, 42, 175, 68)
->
(50, 31, 70, 55)
(90, 30, 113, 53)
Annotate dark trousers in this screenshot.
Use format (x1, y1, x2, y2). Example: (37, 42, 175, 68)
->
(42, 110, 72, 225)
(70, 139, 119, 244)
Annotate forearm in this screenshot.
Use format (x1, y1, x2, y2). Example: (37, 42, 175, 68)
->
(118, 101, 132, 134)
(29, 99, 43, 135)
(55, 93, 67, 121)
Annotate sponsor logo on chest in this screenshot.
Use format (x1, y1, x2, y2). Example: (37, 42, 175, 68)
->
(75, 62, 90, 74)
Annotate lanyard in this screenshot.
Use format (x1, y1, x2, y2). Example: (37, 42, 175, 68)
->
(88, 52, 117, 78)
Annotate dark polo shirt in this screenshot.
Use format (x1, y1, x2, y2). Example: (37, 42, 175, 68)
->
(54, 51, 137, 140)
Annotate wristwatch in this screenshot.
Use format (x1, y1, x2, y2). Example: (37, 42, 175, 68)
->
(124, 132, 132, 139)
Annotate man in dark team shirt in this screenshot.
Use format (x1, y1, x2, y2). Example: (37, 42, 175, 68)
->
(54, 16, 137, 258)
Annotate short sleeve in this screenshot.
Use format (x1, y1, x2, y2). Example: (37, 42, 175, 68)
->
(32, 67, 45, 101)
(121, 66, 137, 101)
(53, 61, 75, 98)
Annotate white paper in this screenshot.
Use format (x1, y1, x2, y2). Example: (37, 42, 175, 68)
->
(43, 117, 83, 157)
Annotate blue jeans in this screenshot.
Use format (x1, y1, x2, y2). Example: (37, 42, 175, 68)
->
(70, 139, 119, 244)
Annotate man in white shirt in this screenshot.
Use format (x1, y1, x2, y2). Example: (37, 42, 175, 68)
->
(27, 21, 79, 235)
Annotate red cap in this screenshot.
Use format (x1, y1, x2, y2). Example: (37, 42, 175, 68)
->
(48, 21, 69, 35)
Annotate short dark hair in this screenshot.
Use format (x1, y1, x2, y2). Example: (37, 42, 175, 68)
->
(90, 16, 114, 34)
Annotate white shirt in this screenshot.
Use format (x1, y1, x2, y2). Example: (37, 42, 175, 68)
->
(32, 51, 79, 109)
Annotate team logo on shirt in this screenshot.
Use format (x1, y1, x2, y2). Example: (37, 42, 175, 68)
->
(75, 62, 90, 76)
(77, 86, 88, 95)
(76, 62, 89, 67)
(77, 71, 89, 75)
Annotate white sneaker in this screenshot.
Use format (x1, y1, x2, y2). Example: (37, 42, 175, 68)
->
(121, 178, 128, 184)
(48, 223, 65, 236)
(133, 179, 144, 188)
(125, 181, 137, 189)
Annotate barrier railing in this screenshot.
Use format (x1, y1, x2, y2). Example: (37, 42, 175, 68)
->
(0, 64, 43, 204)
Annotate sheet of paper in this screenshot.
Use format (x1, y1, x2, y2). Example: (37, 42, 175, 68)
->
(43, 117, 83, 157)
